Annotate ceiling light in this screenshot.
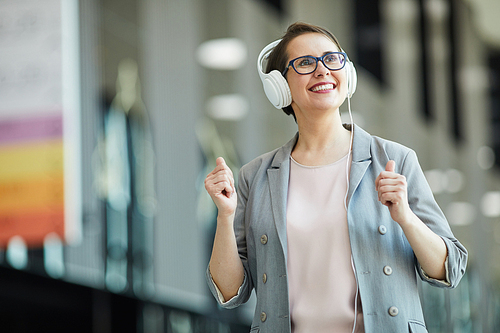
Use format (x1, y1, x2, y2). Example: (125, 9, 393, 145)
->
(446, 202, 475, 226)
(197, 38, 247, 70)
(206, 94, 249, 121)
(477, 146, 495, 170)
(481, 191, 500, 217)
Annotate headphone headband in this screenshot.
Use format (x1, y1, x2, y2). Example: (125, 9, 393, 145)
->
(257, 39, 292, 109)
(257, 39, 281, 81)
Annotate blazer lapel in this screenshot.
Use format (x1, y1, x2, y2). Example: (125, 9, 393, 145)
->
(267, 134, 298, 265)
(347, 125, 372, 205)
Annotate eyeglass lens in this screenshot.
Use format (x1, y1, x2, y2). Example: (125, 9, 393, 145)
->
(293, 53, 345, 74)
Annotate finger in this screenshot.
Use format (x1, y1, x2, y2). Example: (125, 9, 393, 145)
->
(219, 178, 235, 198)
(378, 177, 402, 187)
(218, 159, 235, 189)
(380, 195, 392, 206)
(375, 172, 393, 191)
(208, 172, 235, 195)
(386, 160, 396, 173)
(377, 171, 406, 191)
(375, 161, 396, 190)
(210, 160, 226, 175)
(207, 174, 235, 197)
(380, 192, 404, 207)
(214, 157, 234, 177)
(216, 156, 225, 167)
(206, 180, 232, 199)
(375, 173, 382, 191)
(217, 166, 235, 186)
(378, 180, 405, 199)
(379, 189, 397, 204)
(208, 165, 233, 179)
(217, 183, 234, 198)
(380, 175, 407, 189)
(208, 161, 231, 180)
(206, 173, 233, 190)
(378, 187, 398, 203)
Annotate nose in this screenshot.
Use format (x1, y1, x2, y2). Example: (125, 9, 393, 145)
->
(314, 60, 330, 76)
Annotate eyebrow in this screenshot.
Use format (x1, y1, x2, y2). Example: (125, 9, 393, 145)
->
(296, 51, 338, 58)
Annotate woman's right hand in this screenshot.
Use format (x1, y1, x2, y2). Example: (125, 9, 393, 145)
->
(204, 157, 237, 218)
(206, 157, 244, 301)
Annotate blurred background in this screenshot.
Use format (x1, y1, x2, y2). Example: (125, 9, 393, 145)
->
(0, 0, 499, 332)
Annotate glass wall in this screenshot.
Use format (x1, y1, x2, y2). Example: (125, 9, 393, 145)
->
(0, 0, 499, 332)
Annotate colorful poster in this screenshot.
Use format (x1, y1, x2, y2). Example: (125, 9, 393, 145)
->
(0, 0, 81, 247)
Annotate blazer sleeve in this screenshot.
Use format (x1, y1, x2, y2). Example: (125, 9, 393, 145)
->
(400, 149, 468, 289)
(205, 167, 254, 309)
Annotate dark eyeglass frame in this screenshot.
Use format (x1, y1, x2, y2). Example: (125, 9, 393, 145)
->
(282, 52, 347, 77)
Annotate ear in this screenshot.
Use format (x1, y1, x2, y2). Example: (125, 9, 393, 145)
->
(346, 60, 357, 98)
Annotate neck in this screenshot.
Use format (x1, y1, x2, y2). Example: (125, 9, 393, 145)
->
(292, 109, 352, 166)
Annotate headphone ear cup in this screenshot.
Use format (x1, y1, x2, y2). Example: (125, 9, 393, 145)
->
(262, 70, 292, 109)
(346, 61, 357, 98)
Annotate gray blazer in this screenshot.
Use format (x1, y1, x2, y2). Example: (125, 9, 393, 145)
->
(207, 125, 468, 333)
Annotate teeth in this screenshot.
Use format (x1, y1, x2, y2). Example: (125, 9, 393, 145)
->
(311, 84, 334, 92)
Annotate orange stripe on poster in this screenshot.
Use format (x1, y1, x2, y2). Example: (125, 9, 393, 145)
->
(0, 139, 65, 247)
(0, 207, 64, 248)
(0, 177, 64, 212)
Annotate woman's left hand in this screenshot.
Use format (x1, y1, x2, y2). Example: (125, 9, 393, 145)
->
(375, 160, 411, 225)
(375, 160, 448, 280)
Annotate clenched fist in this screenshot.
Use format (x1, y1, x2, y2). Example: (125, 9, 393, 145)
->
(204, 157, 237, 218)
(375, 160, 411, 225)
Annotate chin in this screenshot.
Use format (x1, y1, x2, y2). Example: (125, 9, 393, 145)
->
(316, 99, 343, 111)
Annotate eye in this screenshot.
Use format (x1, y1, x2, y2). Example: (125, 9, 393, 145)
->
(324, 53, 340, 64)
(295, 57, 315, 68)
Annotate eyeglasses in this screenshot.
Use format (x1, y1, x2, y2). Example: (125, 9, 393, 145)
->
(282, 52, 347, 76)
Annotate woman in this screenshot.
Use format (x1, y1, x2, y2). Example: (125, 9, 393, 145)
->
(204, 22, 467, 333)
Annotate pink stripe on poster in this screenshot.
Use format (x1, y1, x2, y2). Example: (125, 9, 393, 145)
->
(0, 114, 63, 144)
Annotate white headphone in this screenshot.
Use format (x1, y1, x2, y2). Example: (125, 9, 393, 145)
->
(257, 39, 357, 109)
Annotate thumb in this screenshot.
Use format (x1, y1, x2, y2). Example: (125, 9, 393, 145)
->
(386, 160, 396, 173)
(216, 157, 226, 166)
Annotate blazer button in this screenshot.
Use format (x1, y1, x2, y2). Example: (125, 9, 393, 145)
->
(388, 306, 399, 317)
(260, 311, 267, 322)
(260, 234, 268, 245)
(378, 225, 387, 235)
(262, 273, 267, 284)
(383, 265, 393, 276)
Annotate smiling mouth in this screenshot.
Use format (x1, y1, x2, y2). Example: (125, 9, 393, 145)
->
(310, 83, 335, 92)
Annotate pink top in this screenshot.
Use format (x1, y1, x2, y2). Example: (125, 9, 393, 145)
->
(286, 154, 364, 333)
